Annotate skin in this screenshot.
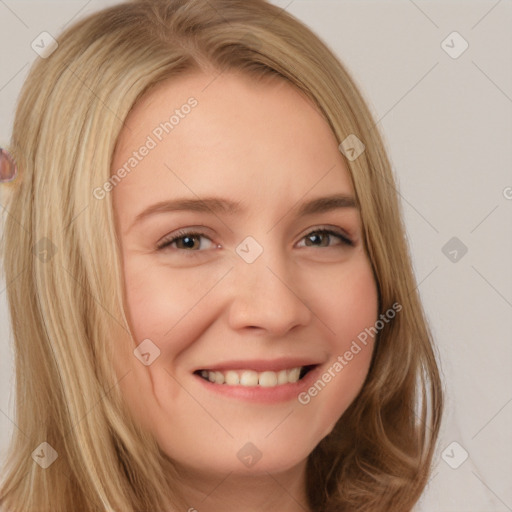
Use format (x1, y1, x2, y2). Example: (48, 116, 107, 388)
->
(111, 69, 379, 512)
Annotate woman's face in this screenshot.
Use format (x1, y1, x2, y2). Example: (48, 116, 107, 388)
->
(111, 70, 378, 478)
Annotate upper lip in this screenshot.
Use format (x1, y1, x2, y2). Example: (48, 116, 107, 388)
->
(194, 357, 322, 373)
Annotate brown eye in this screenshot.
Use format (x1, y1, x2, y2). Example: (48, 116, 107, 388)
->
(299, 229, 353, 248)
(174, 234, 201, 250)
(157, 230, 216, 252)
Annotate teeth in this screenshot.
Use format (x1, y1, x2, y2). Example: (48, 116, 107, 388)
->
(259, 371, 277, 387)
(225, 370, 240, 385)
(288, 367, 301, 382)
(277, 369, 289, 385)
(199, 366, 309, 387)
(240, 370, 259, 386)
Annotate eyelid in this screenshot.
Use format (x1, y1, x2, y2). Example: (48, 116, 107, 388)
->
(296, 226, 354, 248)
(156, 224, 354, 252)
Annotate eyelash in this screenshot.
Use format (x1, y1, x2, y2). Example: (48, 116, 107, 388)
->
(156, 227, 354, 253)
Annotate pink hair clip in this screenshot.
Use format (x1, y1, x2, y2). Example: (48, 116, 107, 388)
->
(0, 148, 17, 182)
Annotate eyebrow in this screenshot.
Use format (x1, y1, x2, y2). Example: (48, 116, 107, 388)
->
(129, 193, 358, 231)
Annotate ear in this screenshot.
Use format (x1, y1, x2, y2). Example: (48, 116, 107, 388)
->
(0, 148, 17, 182)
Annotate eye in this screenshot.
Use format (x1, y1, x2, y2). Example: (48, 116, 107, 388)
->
(156, 226, 354, 254)
(157, 229, 217, 252)
(296, 228, 353, 248)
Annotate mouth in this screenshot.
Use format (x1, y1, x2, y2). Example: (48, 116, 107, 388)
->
(193, 365, 317, 387)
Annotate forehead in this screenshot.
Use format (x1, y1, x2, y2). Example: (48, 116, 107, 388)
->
(112, 70, 354, 211)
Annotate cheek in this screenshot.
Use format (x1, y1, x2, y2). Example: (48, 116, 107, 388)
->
(307, 252, 379, 344)
(297, 255, 378, 435)
(113, 257, 231, 435)
(123, 260, 180, 339)
(122, 257, 230, 349)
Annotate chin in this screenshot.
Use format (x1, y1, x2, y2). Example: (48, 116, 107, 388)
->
(159, 435, 314, 477)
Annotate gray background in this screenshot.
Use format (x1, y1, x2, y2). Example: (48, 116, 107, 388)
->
(1, 1, 511, 510)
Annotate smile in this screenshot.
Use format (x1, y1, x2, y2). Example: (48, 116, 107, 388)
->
(194, 365, 315, 387)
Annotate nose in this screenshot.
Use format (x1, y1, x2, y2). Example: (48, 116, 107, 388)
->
(226, 244, 313, 336)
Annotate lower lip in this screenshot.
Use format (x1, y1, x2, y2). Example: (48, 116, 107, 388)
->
(193, 365, 323, 404)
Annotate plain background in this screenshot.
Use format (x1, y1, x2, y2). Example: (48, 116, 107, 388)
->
(0, 1, 511, 510)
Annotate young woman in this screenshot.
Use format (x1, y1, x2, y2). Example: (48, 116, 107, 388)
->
(0, 0, 443, 510)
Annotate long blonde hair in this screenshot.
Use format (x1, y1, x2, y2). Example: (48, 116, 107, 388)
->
(0, 0, 443, 510)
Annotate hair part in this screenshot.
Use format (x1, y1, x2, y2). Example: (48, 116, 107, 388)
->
(0, 0, 442, 510)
